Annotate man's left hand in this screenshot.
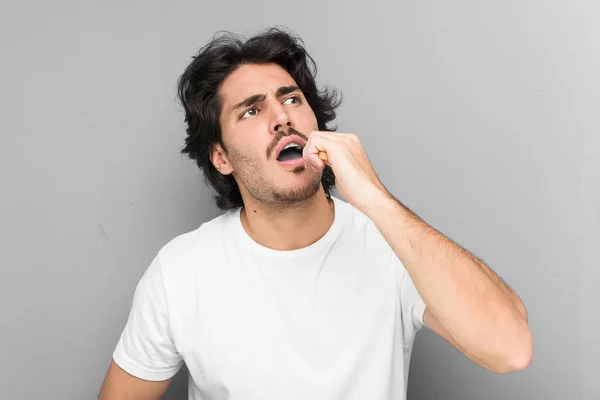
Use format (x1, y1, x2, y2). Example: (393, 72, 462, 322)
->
(303, 130, 391, 215)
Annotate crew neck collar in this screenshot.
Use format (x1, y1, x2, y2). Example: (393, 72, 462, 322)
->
(229, 196, 348, 259)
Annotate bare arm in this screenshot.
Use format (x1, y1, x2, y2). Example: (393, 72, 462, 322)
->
(301, 130, 533, 373)
(98, 360, 173, 400)
(367, 195, 533, 374)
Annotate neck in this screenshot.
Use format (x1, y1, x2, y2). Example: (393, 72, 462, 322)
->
(239, 188, 335, 251)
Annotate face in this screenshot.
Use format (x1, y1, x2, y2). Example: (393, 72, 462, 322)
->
(212, 63, 322, 206)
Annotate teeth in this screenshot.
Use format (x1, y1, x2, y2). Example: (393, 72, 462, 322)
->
(282, 143, 303, 151)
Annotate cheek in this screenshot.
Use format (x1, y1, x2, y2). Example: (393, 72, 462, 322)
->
(227, 145, 264, 170)
(297, 107, 318, 129)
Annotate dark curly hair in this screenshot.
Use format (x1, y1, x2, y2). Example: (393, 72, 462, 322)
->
(176, 27, 343, 210)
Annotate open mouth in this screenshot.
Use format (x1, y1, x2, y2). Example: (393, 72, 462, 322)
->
(276, 142, 304, 162)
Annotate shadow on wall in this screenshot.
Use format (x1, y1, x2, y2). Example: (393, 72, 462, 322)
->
(163, 365, 189, 399)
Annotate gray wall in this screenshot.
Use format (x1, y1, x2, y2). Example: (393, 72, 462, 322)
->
(1, 1, 597, 399)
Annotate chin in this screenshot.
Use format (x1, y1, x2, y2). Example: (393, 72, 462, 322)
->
(272, 173, 322, 203)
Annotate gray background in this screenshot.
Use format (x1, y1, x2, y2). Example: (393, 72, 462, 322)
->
(1, 0, 597, 399)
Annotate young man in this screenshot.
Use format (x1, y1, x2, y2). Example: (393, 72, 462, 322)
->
(99, 28, 532, 400)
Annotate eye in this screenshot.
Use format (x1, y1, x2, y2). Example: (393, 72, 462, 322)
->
(240, 107, 259, 119)
(283, 96, 301, 105)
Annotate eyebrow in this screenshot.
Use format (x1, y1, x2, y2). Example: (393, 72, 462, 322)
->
(276, 85, 300, 98)
(231, 85, 300, 112)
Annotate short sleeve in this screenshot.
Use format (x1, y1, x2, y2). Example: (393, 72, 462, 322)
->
(112, 254, 183, 381)
(395, 255, 427, 346)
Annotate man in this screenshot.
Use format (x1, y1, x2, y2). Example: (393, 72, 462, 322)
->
(99, 27, 532, 399)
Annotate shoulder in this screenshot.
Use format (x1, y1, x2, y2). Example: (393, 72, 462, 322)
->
(155, 209, 237, 274)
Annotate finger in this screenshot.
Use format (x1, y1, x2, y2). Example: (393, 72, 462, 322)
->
(305, 131, 343, 155)
(307, 131, 356, 162)
(305, 151, 326, 171)
(303, 133, 337, 169)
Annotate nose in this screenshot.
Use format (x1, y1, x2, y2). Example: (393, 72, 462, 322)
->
(270, 102, 292, 134)
(273, 121, 292, 134)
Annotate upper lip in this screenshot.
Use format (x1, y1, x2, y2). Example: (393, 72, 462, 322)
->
(274, 136, 306, 160)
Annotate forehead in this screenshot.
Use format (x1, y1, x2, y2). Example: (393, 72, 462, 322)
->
(219, 63, 298, 107)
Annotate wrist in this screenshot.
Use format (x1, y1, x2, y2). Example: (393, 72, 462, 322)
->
(365, 191, 420, 235)
(361, 190, 399, 221)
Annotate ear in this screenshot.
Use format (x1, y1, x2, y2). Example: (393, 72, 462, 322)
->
(210, 142, 234, 175)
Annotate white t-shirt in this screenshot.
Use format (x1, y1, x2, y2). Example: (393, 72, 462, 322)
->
(113, 196, 427, 400)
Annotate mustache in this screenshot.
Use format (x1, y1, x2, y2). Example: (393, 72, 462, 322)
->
(266, 126, 309, 159)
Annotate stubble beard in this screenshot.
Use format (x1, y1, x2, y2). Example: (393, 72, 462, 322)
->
(229, 151, 323, 210)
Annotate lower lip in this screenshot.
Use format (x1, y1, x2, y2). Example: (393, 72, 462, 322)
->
(277, 157, 306, 168)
